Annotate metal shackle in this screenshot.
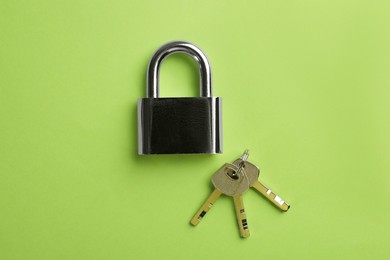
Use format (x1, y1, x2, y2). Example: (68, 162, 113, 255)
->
(146, 41, 212, 98)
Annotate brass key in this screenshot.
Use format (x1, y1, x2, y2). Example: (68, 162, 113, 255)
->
(233, 158, 290, 212)
(232, 194, 250, 238)
(191, 158, 251, 238)
(190, 163, 249, 226)
(190, 189, 221, 226)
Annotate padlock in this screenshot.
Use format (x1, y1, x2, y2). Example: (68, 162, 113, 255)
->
(137, 41, 222, 155)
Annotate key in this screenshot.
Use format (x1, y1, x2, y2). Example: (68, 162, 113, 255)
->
(191, 161, 251, 238)
(233, 158, 290, 212)
(221, 166, 251, 238)
(190, 189, 222, 226)
(229, 150, 251, 238)
(190, 163, 249, 226)
(252, 181, 290, 211)
(233, 194, 250, 238)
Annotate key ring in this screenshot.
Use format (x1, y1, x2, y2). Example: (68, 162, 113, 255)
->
(227, 149, 250, 179)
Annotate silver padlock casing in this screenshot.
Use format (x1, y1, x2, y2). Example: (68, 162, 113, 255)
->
(138, 41, 222, 155)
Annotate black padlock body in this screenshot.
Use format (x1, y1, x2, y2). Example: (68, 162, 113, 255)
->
(138, 97, 222, 154)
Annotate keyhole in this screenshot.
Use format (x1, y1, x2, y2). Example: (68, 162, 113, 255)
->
(226, 169, 239, 180)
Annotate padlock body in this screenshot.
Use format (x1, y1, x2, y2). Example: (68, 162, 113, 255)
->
(138, 97, 222, 154)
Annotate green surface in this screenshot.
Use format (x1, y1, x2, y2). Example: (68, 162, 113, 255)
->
(1, 0, 389, 259)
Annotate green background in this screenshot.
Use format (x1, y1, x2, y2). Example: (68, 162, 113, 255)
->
(1, 0, 389, 259)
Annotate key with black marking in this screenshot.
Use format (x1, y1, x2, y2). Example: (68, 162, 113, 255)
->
(190, 188, 222, 226)
(190, 162, 249, 226)
(191, 152, 251, 238)
(232, 193, 250, 238)
(229, 150, 251, 238)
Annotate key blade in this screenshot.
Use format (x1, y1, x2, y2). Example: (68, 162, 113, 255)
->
(190, 189, 222, 226)
(233, 195, 250, 238)
(252, 181, 290, 211)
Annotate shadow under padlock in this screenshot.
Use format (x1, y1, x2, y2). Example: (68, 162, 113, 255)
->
(137, 41, 223, 155)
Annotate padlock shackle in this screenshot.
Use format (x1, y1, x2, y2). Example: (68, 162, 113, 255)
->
(147, 41, 212, 98)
